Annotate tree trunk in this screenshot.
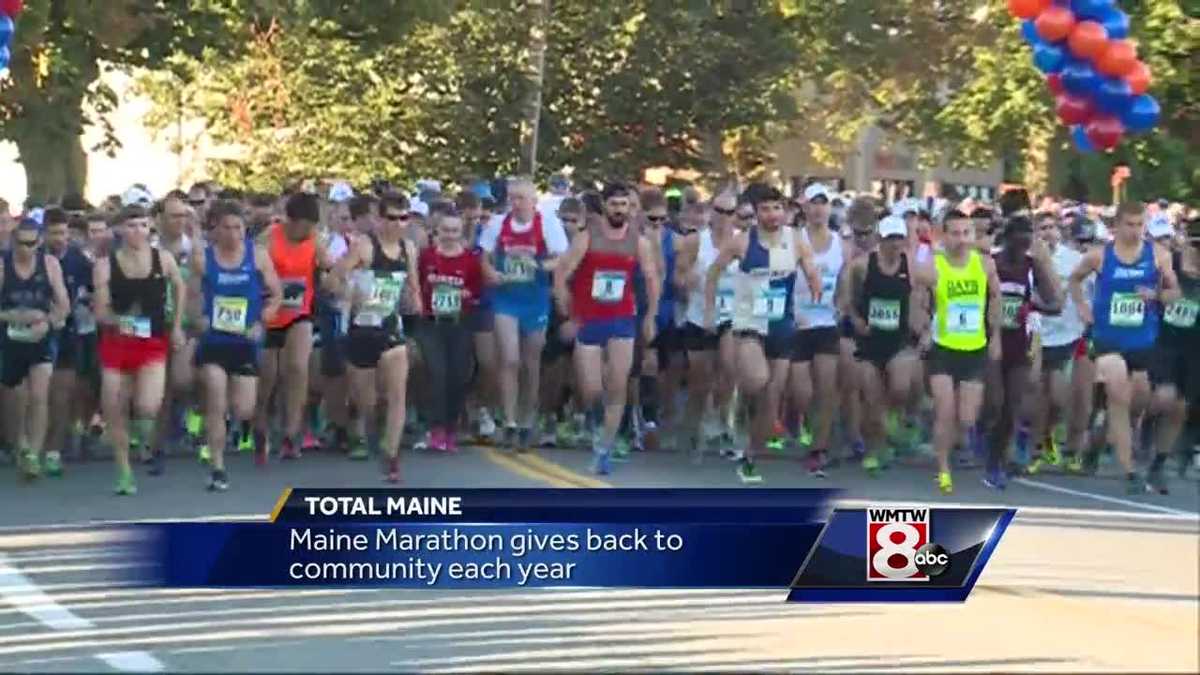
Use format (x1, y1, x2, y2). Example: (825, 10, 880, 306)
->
(518, 0, 549, 177)
(16, 128, 88, 204)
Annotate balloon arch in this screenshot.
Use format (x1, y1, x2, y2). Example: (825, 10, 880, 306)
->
(1010, 0, 1161, 152)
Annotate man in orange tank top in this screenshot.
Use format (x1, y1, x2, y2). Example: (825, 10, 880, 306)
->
(253, 192, 334, 463)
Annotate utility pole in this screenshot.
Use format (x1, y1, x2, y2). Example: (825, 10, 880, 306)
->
(520, 0, 548, 177)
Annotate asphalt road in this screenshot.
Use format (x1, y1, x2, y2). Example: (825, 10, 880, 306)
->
(0, 443, 1196, 673)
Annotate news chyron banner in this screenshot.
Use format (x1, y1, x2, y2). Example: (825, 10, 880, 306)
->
(141, 489, 1015, 602)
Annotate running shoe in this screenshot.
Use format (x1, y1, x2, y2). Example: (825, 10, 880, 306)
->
(114, 469, 137, 496)
(185, 409, 203, 440)
(982, 464, 1007, 490)
(207, 469, 229, 492)
(848, 439, 866, 461)
(611, 437, 632, 463)
(515, 427, 533, 454)
(1125, 471, 1147, 495)
(384, 456, 401, 484)
(428, 428, 448, 453)
(796, 423, 813, 449)
(302, 431, 320, 453)
(43, 451, 62, 477)
(641, 420, 660, 453)
(862, 454, 882, 477)
(279, 436, 301, 460)
(554, 420, 578, 449)
(238, 429, 254, 454)
(591, 443, 611, 476)
(445, 431, 459, 453)
(147, 449, 165, 476)
(720, 446, 745, 462)
(736, 457, 763, 484)
(937, 471, 954, 495)
(19, 448, 39, 479)
(501, 424, 518, 451)
(805, 450, 827, 479)
(766, 435, 787, 455)
(1080, 448, 1101, 476)
(1014, 423, 1031, 467)
(198, 444, 211, 465)
(477, 408, 497, 440)
(1146, 461, 1169, 495)
(253, 431, 268, 467)
(348, 437, 369, 461)
(1063, 452, 1084, 474)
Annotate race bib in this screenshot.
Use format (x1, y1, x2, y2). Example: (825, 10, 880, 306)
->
(946, 301, 982, 335)
(366, 274, 404, 312)
(74, 306, 97, 335)
(868, 298, 901, 331)
(281, 277, 308, 309)
(591, 271, 626, 304)
(753, 286, 787, 321)
(117, 315, 152, 339)
(1164, 298, 1197, 329)
(213, 296, 249, 334)
(353, 311, 383, 328)
(503, 255, 538, 283)
(432, 284, 463, 317)
(804, 277, 837, 309)
(715, 287, 735, 321)
(1001, 295, 1024, 330)
(6, 323, 39, 343)
(1109, 292, 1145, 327)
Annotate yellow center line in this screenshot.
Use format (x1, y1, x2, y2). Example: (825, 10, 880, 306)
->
(518, 451, 612, 488)
(480, 447, 611, 489)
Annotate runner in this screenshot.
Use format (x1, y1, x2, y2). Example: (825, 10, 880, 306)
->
(463, 190, 500, 443)
(417, 206, 490, 452)
(553, 182, 661, 475)
(677, 193, 739, 457)
(44, 209, 94, 473)
(911, 207, 1003, 494)
(0, 219, 70, 479)
(334, 193, 421, 480)
(156, 192, 199, 468)
(480, 178, 568, 451)
(1145, 213, 1196, 492)
(843, 214, 919, 475)
(704, 186, 821, 483)
(254, 192, 333, 462)
(1069, 202, 1179, 494)
(791, 183, 852, 477)
(982, 215, 1060, 489)
(93, 205, 187, 495)
(1029, 211, 1090, 475)
(188, 200, 281, 491)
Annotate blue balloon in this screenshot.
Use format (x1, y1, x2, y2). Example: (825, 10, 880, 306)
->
(1061, 58, 1101, 96)
(1072, 125, 1095, 152)
(1021, 20, 1040, 45)
(1095, 76, 1133, 115)
(0, 46, 8, 72)
(1071, 0, 1114, 20)
(1033, 42, 1067, 74)
(0, 15, 12, 44)
(1122, 94, 1161, 133)
(1097, 7, 1130, 39)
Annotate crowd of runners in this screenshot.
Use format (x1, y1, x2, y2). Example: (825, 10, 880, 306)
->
(0, 176, 1196, 497)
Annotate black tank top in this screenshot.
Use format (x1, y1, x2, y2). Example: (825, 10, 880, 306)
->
(352, 235, 408, 333)
(370, 234, 408, 274)
(1161, 250, 1200, 348)
(859, 251, 910, 349)
(110, 248, 168, 337)
(1, 251, 52, 313)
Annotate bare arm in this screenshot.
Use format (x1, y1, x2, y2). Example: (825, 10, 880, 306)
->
(92, 257, 114, 327)
(843, 258, 868, 332)
(255, 244, 283, 324)
(983, 256, 1003, 355)
(404, 240, 423, 316)
(675, 232, 701, 293)
(160, 250, 186, 336)
(1030, 251, 1063, 314)
(1068, 248, 1102, 324)
(794, 234, 822, 303)
(44, 255, 70, 328)
(186, 248, 206, 333)
(638, 235, 661, 322)
(705, 233, 746, 328)
(1154, 244, 1181, 305)
(553, 229, 590, 316)
(909, 259, 937, 337)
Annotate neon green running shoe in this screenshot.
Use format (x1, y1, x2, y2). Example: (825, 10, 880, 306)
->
(114, 469, 137, 496)
(862, 454, 882, 477)
(612, 437, 632, 463)
(766, 436, 786, 454)
(348, 438, 369, 461)
(796, 424, 813, 448)
(185, 409, 203, 439)
(197, 444, 211, 465)
(937, 471, 954, 495)
(43, 451, 62, 477)
(20, 449, 40, 479)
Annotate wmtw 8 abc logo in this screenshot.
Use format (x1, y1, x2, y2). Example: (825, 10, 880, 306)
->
(866, 507, 950, 582)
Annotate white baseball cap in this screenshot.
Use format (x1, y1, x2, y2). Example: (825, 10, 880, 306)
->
(121, 186, 154, 208)
(328, 181, 354, 204)
(803, 183, 831, 203)
(891, 198, 921, 218)
(1146, 212, 1173, 239)
(878, 215, 907, 239)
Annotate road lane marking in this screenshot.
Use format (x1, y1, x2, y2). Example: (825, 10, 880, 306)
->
(0, 553, 165, 672)
(1013, 478, 1199, 517)
(482, 447, 583, 488)
(518, 452, 611, 488)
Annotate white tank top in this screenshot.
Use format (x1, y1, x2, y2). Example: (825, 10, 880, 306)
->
(795, 227, 842, 328)
(686, 229, 737, 327)
(733, 227, 797, 335)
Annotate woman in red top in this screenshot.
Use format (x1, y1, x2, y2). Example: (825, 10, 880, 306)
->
(417, 207, 496, 452)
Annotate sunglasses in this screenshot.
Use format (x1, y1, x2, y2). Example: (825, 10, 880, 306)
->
(738, 213, 755, 220)
(560, 217, 580, 226)
(383, 213, 410, 222)
(852, 230, 874, 239)
(646, 215, 668, 223)
(188, 199, 206, 207)
(16, 238, 38, 248)
(714, 207, 736, 216)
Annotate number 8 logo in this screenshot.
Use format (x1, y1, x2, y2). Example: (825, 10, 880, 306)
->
(872, 522, 921, 579)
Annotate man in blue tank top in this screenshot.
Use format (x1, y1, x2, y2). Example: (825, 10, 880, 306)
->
(1069, 201, 1179, 495)
(188, 200, 282, 492)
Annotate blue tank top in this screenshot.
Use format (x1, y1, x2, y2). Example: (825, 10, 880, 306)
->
(1092, 241, 1158, 350)
(203, 241, 263, 344)
(738, 226, 796, 326)
(656, 228, 676, 329)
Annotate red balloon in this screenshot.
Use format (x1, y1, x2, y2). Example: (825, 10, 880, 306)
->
(1098, 40, 1138, 77)
(0, 0, 23, 17)
(1008, 0, 1050, 20)
(1036, 6, 1076, 43)
(1085, 114, 1125, 150)
(1047, 73, 1065, 95)
(1056, 94, 1095, 126)
(1125, 61, 1152, 95)
(1068, 21, 1109, 60)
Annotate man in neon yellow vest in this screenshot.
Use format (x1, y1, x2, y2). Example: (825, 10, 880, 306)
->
(911, 207, 1002, 495)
